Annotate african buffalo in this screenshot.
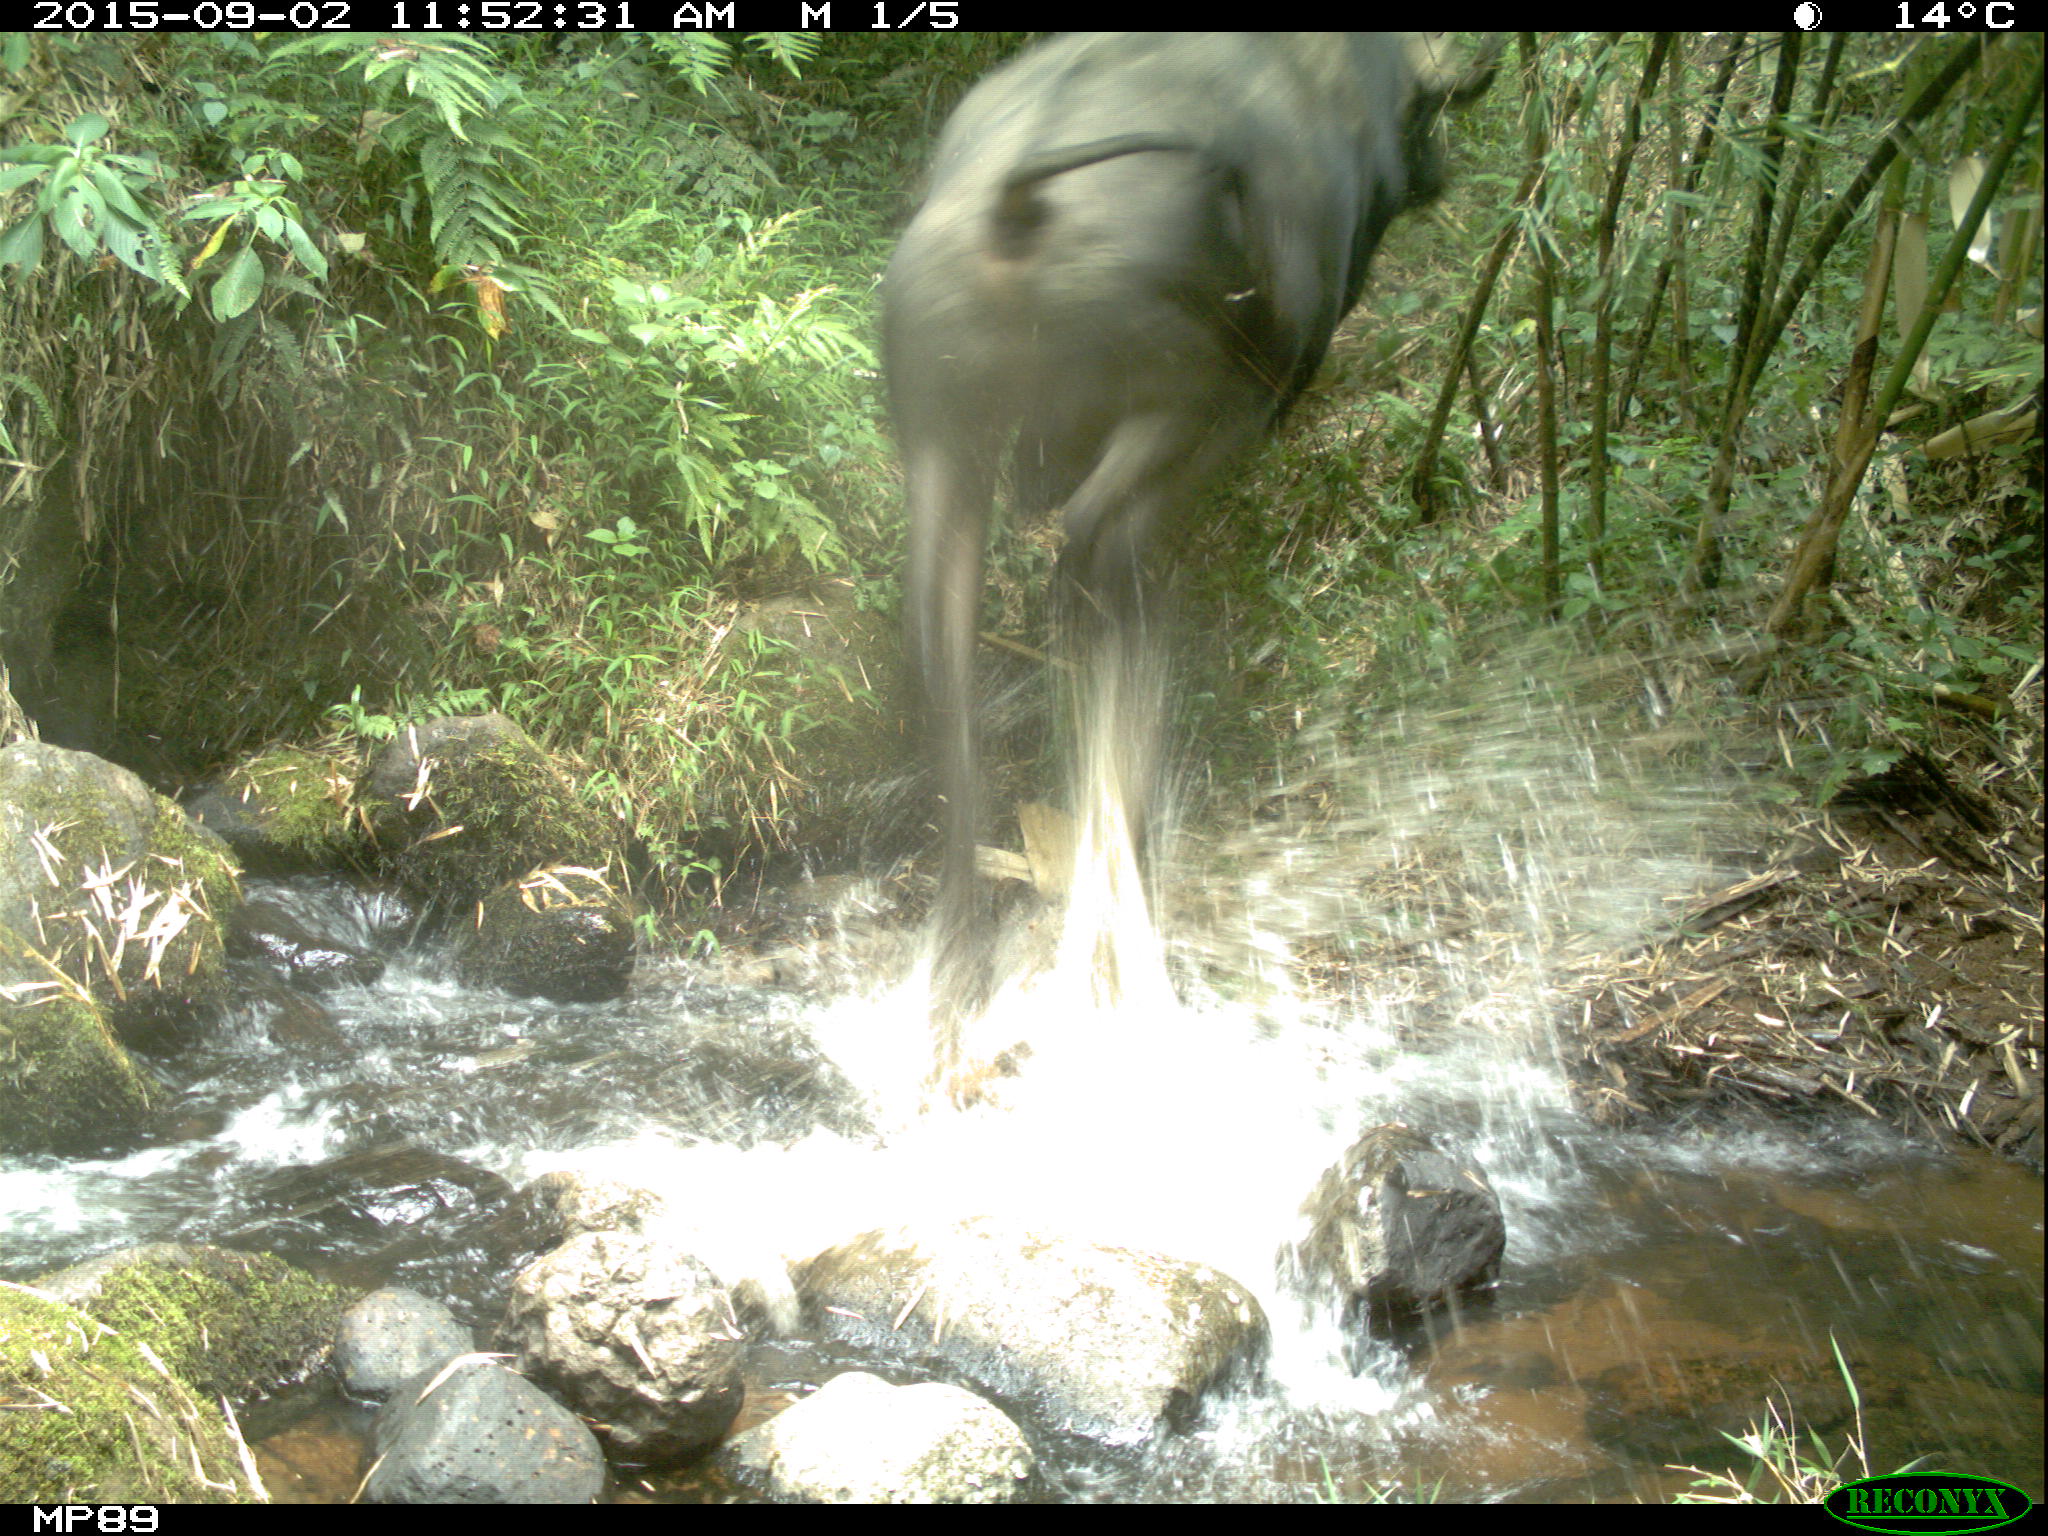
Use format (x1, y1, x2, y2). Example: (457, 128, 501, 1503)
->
(886, 33, 1500, 1083)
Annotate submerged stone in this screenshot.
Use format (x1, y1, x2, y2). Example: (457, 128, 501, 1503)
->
(796, 1218, 1269, 1449)
(227, 897, 386, 990)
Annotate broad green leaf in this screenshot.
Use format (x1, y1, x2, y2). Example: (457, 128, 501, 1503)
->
(63, 113, 110, 148)
(51, 181, 105, 260)
(0, 214, 44, 272)
(86, 163, 149, 223)
(0, 163, 49, 195)
(98, 208, 165, 281)
(211, 243, 265, 319)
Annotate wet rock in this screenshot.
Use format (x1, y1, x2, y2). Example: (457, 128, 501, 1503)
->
(360, 713, 617, 915)
(495, 1227, 744, 1463)
(488, 1170, 674, 1258)
(1283, 1123, 1505, 1327)
(231, 974, 347, 1055)
(335, 1288, 476, 1403)
(796, 1218, 1269, 1450)
(0, 741, 240, 1043)
(235, 1146, 513, 1271)
(450, 866, 634, 1003)
(0, 923, 155, 1155)
(227, 898, 385, 990)
(32, 1242, 354, 1403)
(720, 1370, 1034, 1504)
(477, 1169, 796, 1339)
(183, 749, 365, 876)
(244, 875, 420, 953)
(366, 1356, 604, 1504)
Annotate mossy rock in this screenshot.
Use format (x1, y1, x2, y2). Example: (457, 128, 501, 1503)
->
(0, 742, 241, 1041)
(0, 1282, 260, 1503)
(451, 865, 636, 1002)
(186, 747, 366, 875)
(0, 925, 155, 1155)
(359, 714, 619, 915)
(33, 1244, 357, 1405)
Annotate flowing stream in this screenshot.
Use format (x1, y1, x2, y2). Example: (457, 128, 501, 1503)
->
(3, 672, 2040, 1503)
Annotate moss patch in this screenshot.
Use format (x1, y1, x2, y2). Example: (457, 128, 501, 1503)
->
(38, 1246, 356, 1405)
(0, 1282, 258, 1503)
(219, 747, 366, 872)
(0, 927, 154, 1155)
(362, 716, 618, 913)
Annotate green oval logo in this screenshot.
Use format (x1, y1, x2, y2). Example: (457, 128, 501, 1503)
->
(1825, 1474, 2033, 1534)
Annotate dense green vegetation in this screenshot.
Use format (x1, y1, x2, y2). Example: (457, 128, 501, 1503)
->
(0, 32, 2039, 921)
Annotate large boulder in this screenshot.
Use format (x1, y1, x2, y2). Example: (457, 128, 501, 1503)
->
(450, 865, 634, 1002)
(720, 1370, 1035, 1504)
(0, 741, 241, 1042)
(1282, 1123, 1506, 1329)
(0, 1281, 262, 1503)
(0, 923, 155, 1154)
(366, 1356, 605, 1504)
(796, 1219, 1269, 1450)
(183, 748, 365, 876)
(495, 1227, 744, 1463)
(359, 714, 617, 915)
(31, 1243, 355, 1404)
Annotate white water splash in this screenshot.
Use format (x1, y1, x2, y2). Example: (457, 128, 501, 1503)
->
(529, 638, 1750, 1427)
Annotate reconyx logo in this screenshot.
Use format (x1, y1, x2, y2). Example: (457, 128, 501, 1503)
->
(1826, 1474, 2033, 1534)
